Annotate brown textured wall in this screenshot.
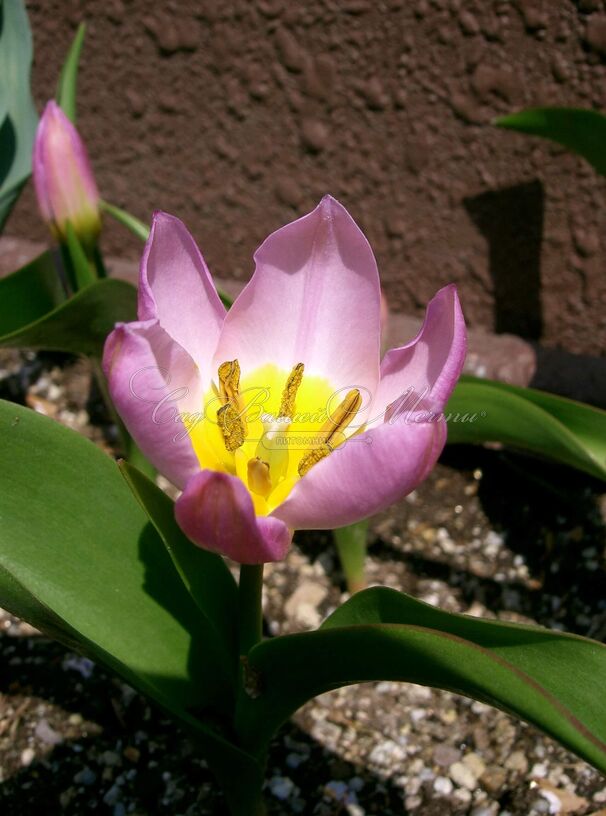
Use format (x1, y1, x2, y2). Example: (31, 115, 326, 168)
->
(12, 0, 606, 354)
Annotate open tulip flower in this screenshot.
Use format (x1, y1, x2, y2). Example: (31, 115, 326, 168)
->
(103, 196, 466, 564)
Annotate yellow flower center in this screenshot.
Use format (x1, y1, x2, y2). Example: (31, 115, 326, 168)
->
(189, 360, 362, 516)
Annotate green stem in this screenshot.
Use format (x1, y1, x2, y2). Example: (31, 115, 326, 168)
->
(334, 520, 369, 594)
(238, 564, 264, 657)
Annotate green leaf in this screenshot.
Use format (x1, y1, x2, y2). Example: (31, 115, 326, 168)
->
(495, 107, 606, 176)
(101, 199, 150, 242)
(120, 461, 239, 683)
(0, 398, 264, 814)
(0, 0, 39, 230)
(237, 587, 606, 774)
(446, 376, 606, 481)
(0, 277, 136, 356)
(0, 251, 65, 336)
(56, 22, 85, 123)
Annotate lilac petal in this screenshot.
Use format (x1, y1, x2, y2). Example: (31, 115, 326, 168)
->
(175, 471, 292, 564)
(103, 319, 202, 489)
(138, 212, 226, 385)
(213, 196, 381, 395)
(370, 284, 466, 425)
(272, 416, 447, 530)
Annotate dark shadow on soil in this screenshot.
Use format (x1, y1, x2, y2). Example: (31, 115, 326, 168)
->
(0, 633, 408, 815)
(355, 445, 606, 642)
(464, 181, 544, 339)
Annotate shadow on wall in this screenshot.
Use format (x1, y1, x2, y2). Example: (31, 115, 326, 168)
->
(464, 180, 545, 340)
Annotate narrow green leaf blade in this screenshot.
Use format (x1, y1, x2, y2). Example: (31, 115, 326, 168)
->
(239, 588, 606, 773)
(0, 0, 39, 229)
(56, 22, 85, 123)
(0, 399, 265, 814)
(120, 461, 239, 681)
(0, 251, 65, 336)
(446, 376, 606, 481)
(0, 277, 136, 356)
(495, 107, 606, 176)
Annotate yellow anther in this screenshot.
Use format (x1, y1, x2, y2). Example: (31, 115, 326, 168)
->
(298, 389, 362, 477)
(247, 457, 272, 498)
(217, 402, 245, 451)
(297, 444, 331, 477)
(218, 359, 241, 406)
(279, 362, 304, 419)
(321, 389, 362, 444)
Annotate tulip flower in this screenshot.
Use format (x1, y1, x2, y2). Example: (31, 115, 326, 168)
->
(33, 101, 101, 250)
(103, 197, 466, 564)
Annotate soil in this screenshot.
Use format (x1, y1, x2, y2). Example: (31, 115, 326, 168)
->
(1, 348, 605, 815)
(10, 0, 606, 355)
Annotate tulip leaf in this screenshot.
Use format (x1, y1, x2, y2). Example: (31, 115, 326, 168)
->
(0, 250, 66, 336)
(237, 587, 606, 774)
(0, 0, 39, 231)
(495, 107, 606, 176)
(0, 276, 137, 356)
(120, 461, 239, 681)
(446, 376, 606, 481)
(0, 399, 264, 814)
(56, 22, 85, 124)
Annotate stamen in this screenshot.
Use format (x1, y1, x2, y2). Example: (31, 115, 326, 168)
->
(218, 360, 241, 406)
(298, 444, 332, 476)
(321, 389, 362, 444)
(279, 362, 304, 419)
(217, 402, 245, 451)
(298, 389, 362, 477)
(247, 457, 272, 498)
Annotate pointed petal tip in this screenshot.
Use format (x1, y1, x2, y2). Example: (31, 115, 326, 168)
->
(175, 470, 292, 564)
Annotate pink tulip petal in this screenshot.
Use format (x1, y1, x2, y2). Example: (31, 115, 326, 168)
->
(175, 470, 292, 564)
(103, 319, 202, 489)
(33, 101, 100, 242)
(272, 416, 447, 530)
(370, 284, 466, 426)
(213, 196, 381, 395)
(138, 212, 226, 385)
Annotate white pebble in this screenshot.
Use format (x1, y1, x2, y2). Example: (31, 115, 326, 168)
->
(20, 747, 35, 767)
(434, 776, 453, 795)
(269, 776, 295, 801)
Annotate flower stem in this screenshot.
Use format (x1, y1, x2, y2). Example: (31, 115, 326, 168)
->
(334, 520, 368, 593)
(238, 564, 264, 657)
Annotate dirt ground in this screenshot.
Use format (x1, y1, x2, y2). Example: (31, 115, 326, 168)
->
(1, 349, 605, 815)
(11, 0, 606, 354)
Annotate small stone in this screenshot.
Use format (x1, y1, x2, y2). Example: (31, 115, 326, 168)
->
(551, 54, 569, 83)
(100, 750, 121, 767)
(275, 177, 304, 208)
(463, 752, 486, 779)
(35, 719, 63, 746)
(481, 766, 507, 793)
(449, 761, 478, 791)
(368, 739, 406, 768)
(505, 750, 528, 773)
(20, 747, 35, 767)
(434, 776, 454, 795)
(74, 767, 97, 786)
(459, 10, 480, 35)
(269, 776, 295, 800)
(585, 14, 606, 56)
(103, 784, 121, 807)
(516, 0, 547, 31)
(300, 118, 329, 152)
(275, 27, 306, 71)
(284, 581, 328, 628)
(434, 744, 462, 767)
(68, 713, 83, 726)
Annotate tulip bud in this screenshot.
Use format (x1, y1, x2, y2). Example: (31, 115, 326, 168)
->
(33, 101, 101, 250)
